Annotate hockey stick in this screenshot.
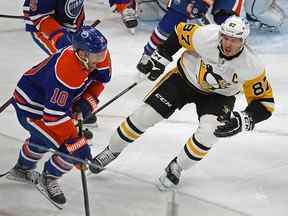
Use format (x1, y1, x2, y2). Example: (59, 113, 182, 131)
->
(91, 19, 101, 27)
(92, 77, 146, 115)
(0, 97, 13, 114)
(0, 13, 101, 25)
(78, 120, 91, 216)
(1, 77, 144, 176)
(0, 14, 25, 19)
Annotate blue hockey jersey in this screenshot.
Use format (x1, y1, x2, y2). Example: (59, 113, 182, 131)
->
(13, 47, 111, 146)
(23, 0, 85, 32)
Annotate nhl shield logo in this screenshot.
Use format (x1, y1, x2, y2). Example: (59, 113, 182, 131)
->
(65, 0, 84, 19)
(81, 31, 90, 38)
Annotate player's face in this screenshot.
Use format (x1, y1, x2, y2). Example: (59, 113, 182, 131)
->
(87, 49, 107, 69)
(221, 34, 243, 57)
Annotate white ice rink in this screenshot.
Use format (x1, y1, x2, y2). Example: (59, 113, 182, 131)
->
(0, 1, 288, 216)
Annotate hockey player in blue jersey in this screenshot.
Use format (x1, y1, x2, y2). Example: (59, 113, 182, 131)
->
(6, 26, 112, 205)
(23, 0, 86, 55)
(136, 0, 244, 77)
(23, 0, 138, 47)
(245, 0, 287, 32)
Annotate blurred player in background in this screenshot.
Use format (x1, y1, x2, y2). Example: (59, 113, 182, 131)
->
(6, 26, 111, 205)
(136, 0, 243, 76)
(245, 0, 287, 32)
(137, 0, 287, 77)
(109, 0, 138, 33)
(88, 16, 275, 190)
(23, 0, 85, 55)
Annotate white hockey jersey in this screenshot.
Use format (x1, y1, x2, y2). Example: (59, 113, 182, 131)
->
(175, 22, 274, 113)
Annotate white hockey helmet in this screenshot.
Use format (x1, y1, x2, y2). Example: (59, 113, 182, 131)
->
(220, 16, 250, 42)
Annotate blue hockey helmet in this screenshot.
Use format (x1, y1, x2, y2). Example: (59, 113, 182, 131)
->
(72, 26, 107, 53)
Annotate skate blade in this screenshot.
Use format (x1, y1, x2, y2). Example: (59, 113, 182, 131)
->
(6, 174, 33, 184)
(35, 183, 64, 210)
(6, 171, 40, 184)
(88, 165, 106, 175)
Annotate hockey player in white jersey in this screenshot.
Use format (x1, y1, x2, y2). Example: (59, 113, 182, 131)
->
(245, 0, 287, 31)
(89, 16, 274, 189)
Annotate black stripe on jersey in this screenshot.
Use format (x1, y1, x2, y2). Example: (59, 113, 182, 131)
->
(245, 99, 274, 123)
(184, 145, 202, 161)
(117, 127, 134, 143)
(126, 117, 143, 135)
(192, 135, 211, 151)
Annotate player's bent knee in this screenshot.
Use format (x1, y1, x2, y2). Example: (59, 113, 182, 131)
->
(194, 114, 219, 148)
(109, 104, 164, 152)
(129, 103, 164, 131)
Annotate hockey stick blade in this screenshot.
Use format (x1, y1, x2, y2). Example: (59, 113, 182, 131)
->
(0, 171, 9, 178)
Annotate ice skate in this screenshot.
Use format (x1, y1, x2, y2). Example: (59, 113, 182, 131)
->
(6, 163, 40, 184)
(121, 7, 138, 34)
(157, 157, 182, 191)
(37, 170, 66, 205)
(89, 146, 120, 174)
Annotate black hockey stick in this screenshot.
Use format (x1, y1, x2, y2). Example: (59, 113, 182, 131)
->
(92, 77, 146, 115)
(0, 14, 25, 19)
(0, 171, 9, 178)
(0, 14, 101, 23)
(91, 19, 101, 27)
(78, 120, 91, 216)
(0, 97, 13, 114)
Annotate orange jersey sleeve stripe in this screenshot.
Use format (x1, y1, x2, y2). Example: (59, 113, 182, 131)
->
(85, 81, 105, 98)
(38, 16, 62, 38)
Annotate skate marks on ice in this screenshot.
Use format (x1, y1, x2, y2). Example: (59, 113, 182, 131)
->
(87, 169, 248, 216)
(0, 129, 248, 216)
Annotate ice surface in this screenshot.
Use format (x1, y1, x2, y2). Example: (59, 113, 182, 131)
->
(0, 1, 287, 215)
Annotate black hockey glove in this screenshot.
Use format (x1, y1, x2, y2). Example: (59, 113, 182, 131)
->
(137, 50, 171, 81)
(214, 111, 255, 138)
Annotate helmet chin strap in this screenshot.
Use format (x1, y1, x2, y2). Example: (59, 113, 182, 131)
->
(75, 50, 90, 70)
